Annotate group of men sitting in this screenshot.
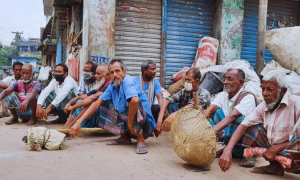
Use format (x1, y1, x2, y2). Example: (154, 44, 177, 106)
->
(0, 59, 299, 176)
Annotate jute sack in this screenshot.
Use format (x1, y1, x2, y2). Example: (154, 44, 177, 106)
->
(170, 107, 216, 167)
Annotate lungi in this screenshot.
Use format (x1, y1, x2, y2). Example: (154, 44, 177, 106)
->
(95, 100, 154, 139)
(71, 100, 100, 128)
(243, 124, 300, 174)
(4, 93, 33, 119)
(45, 92, 76, 119)
(208, 108, 245, 157)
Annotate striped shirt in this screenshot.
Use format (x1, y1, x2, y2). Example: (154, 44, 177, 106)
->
(78, 76, 97, 94)
(242, 92, 300, 145)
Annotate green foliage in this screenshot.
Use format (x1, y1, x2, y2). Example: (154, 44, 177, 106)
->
(0, 42, 18, 66)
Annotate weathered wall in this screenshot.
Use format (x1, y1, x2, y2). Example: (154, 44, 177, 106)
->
(212, 0, 224, 64)
(218, 0, 244, 65)
(81, 0, 115, 77)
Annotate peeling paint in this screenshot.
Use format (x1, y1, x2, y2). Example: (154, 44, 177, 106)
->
(121, 6, 148, 12)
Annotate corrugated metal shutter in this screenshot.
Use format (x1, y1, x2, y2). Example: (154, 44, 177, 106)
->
(115, 0, 162, 79)
(242, 0, 299, 68)
(164, 0, 214, 87)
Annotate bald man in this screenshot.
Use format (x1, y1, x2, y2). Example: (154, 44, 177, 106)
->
(0, 64, 42, 125)
(63, 65, 112, 128)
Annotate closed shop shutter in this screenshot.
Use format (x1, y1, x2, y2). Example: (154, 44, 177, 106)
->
(115, 0, 162, 79)
(241, 0, 299, 68)
(164, 0, 214, 87)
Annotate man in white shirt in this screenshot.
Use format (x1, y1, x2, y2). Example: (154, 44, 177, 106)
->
(0, 62, 23, 117)
(63, 61, 98, 114)
(36, 64, 78, 123)
(219, 70, 300, 176)
(203, 68, 259, 166)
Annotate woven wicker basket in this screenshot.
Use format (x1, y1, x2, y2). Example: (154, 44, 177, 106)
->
(170, 107, 216, 167)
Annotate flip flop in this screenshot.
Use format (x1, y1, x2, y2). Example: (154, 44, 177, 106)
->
(106, 139, 132, 145)
(136, 145, 148, 154)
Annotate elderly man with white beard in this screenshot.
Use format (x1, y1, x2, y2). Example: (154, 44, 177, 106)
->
(202, 68, 259, 167)
(0, 64, 41, 125)
(219, 70, 300, 176)
(63, 64, 111, 128)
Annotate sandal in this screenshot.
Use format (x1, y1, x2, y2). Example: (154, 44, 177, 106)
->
(136, 145, 148, 154)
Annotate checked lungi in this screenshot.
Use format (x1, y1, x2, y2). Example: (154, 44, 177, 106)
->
(208, 108, 245, 157)
(93, 100, 154, 139)
(71, 100, 100, 128)
(243, 124, 300, 174)
(45, 92, 76, 119)
(167, 103, 179, 114)
(4, 93, 33, 119)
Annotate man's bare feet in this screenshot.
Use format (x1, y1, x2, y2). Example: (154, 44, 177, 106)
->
(106, 134, 132, 145)
(26, 118, 37, 126)
(162, 118, 172, 131)
(5, 117, 18, 125)
(251, 161, 284, 176)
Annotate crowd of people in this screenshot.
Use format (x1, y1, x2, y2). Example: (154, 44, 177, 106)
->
(0, 59, 299, 176)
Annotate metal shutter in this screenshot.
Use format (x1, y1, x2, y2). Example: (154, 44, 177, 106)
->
(241, 0, 299, 68)
(164, 0, 214, 87)
(115, 0, 162, 79)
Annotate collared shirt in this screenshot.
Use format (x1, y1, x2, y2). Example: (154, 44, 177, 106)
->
(99, 74, 156, 129)
(37, 76, 79, 106)
(2, 75, 16, 86)
(166, 86, 211, 109)
(78, 76, 97, 94)
(241, 92, 300, 145)
(211, 88, 256, 116)
(10, 80, 42, 102)
(134, 76, 162, 105)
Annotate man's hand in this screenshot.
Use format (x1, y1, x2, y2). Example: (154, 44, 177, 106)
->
(70, 123, 81, 138)
(36, 105, 44, 120)
(43, 106, 52, 120)
(128, 125, 137, 136)
(263, 146, 278, 161)
(64, 103, 71, 114)
(67, 106, 75, 114)
(19, 100, 29, 112)
(219, 148, 233, 172)
(154, 121, 162, 138)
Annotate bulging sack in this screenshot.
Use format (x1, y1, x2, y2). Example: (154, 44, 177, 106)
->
(192, 37, 219, 69)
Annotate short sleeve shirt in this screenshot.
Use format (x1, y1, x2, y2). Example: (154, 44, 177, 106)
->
(100, 75, 156, 129)
(10, 81, 42, 92)
(134, 76, 162, 105)
(2, 75, 16, 86)
(211, 89, 256, 117)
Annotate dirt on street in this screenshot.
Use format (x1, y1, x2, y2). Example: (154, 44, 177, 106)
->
(0, 117, 299, 180)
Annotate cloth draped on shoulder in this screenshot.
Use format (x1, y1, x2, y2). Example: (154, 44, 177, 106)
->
(139, 75, 154, 106)
(234, 90, 260, 107)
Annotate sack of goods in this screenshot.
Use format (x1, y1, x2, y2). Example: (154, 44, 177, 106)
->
(23, 127, 67, 151)
(192, 37, 219, 70)
(170, 107, 216, 167)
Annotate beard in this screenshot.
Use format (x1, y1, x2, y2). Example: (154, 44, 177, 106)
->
(266, 90, 281, 110)
(93, 78, 106, 91)
(223, 86, 237, 93)
(114, 79, 121, 88)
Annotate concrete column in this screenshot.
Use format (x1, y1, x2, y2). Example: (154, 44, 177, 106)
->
(81, 0, 116, 78)
(256, 0, 268, 74)
(217, 0, 245, 65)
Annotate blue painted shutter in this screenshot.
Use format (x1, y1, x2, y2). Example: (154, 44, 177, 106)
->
(115, 0, 162, 79)
(241, 0, 299, 68)
(164, 0, 214, 87)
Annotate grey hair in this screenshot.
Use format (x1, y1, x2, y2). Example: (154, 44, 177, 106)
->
(226, 68, 245, 80)
(22, 64, 33, 72)
(108, 59, 125, 70)
(141, 60, 156, 74)
(262, 70, 287, 88)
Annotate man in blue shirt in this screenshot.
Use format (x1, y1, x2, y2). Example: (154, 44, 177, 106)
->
(134, 60, 163, 123)
(69, 59, 156, 154)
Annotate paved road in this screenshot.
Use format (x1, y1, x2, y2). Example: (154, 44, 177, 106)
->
(0, 117, 298, 180)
